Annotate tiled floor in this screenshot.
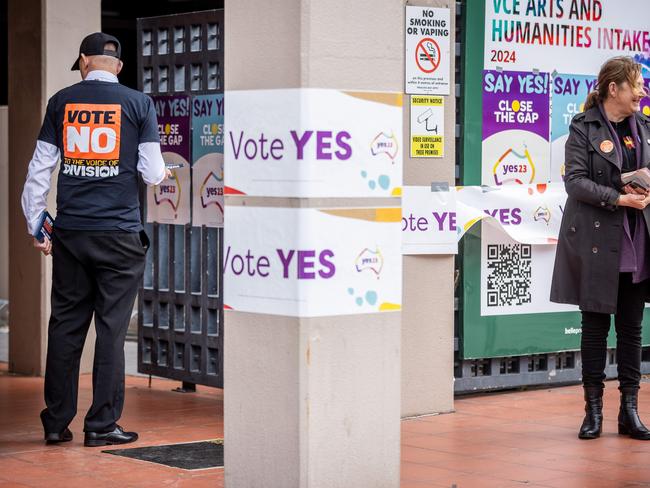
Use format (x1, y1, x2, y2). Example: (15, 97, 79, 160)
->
(3, 363, 650, 487)
(0, 364, 224, 487)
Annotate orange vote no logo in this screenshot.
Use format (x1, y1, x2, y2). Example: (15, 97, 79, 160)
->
(63, 104, 121, 160)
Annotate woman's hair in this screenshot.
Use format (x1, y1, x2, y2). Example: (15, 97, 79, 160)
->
(584, 56, 644, 110)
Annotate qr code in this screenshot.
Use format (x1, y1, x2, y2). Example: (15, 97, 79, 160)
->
(486, 244, 532, 307)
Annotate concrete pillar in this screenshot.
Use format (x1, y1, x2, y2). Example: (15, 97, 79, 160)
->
(0, 107, 8, 301)
(224, 1, 403, 487)
(401, 0, 456, 417)
(8, 0, 101, 375)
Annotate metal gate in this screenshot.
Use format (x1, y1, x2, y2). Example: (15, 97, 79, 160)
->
(136, 10, 224, 389)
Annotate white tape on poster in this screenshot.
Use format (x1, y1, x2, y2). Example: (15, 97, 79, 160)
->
(456, 183, 565, 244)
(224, 206, 402, 317)
(402, 183, 568, 254)
(224, 89, 403, 198)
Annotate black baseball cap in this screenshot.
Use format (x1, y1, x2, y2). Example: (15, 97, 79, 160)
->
(71, 32, 122, 71)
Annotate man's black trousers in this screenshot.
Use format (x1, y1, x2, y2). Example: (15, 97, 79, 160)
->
(40, 228, 146, 434)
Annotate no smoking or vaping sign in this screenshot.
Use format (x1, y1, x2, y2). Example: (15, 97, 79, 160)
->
(405, 6, 451, 95)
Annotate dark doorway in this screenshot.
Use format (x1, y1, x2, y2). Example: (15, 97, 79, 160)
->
(101, 0, 224, 90)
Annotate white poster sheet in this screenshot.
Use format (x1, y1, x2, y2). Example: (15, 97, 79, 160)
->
(224, 89, 403, 198)
(224, 206, 402, 317)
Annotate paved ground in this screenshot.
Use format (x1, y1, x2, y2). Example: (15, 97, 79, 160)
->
(4, 365, 650, 486)
(0, 364, 223, 487)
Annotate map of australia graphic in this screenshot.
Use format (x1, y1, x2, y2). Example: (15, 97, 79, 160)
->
(482, 129, 549, 186)
(491, 144, 536, 185)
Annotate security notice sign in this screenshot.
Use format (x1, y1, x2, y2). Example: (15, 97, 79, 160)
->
(405, 6, 451, 95)
(410, 95, 444, 157)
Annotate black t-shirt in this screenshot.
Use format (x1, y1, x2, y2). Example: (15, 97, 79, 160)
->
(613, 118, 639, 235)
(613, 118, 636, 172)
(38, 80, 160, 231)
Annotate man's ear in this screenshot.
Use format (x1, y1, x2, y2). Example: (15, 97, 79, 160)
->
(116, 60, 123, 76)
(78, 54, 89, 78)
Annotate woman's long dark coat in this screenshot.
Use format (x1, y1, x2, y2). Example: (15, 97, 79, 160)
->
(550, 106, 650, 314)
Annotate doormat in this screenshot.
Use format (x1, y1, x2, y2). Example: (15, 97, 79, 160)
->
(103, 439, 223, 470)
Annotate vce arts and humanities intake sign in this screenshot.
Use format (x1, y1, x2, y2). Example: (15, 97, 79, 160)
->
(405, 6, 451, 95)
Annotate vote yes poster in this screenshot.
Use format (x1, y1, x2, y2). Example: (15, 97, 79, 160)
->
(402, 186, 457, 254)
(225, 89, 403, 198)
(401, 183, 568, 255)
(482, 70, 551, 186)
(147, 95, 191, 225)
(224, 206, 402, 317)
(191, 94, 225, 228)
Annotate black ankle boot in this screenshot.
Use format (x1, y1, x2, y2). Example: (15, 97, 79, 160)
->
(578, 386, 603, 439)
(618, 388, 650, 440)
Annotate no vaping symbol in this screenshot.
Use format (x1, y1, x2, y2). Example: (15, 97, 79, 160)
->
(415, 38, 441, 74)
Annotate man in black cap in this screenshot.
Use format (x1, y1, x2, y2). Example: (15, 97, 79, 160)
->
(70, 32, 123, 71)
(21, 32, 170, 447)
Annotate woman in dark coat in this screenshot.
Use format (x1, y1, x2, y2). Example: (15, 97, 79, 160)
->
(551, 56, 650, 440)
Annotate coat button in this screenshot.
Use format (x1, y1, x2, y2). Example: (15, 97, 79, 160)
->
(592, 247, 599, 254)
(600, 201, 606, 206)
(594, 221, 600, 228)
(597, 170, 603, 176)
(570, 226, 576, 232)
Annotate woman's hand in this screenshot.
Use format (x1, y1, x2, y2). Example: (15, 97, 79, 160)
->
(618, 193, 648, 209)
(622, 184, 649, 196)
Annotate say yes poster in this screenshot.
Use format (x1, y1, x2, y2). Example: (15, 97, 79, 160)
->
(191, 94, 225, 228)
(482, 70, 550, 186)
(550, 74, 596, 182)
(147, 95, 191, 225)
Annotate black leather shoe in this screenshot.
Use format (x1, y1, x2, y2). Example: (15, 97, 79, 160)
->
(84, 425, 138, 447)
(618, 388, 650, 440)
(578, 386, 603, 440)
(44, 428, 73, 445)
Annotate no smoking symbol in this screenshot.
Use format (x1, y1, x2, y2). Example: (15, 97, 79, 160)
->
(415, 37, 441, 74)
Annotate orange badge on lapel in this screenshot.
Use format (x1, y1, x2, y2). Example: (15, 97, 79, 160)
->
(600, 140, 614, 153)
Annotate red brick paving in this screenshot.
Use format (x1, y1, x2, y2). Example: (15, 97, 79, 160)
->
(3, 362, 650, 487)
